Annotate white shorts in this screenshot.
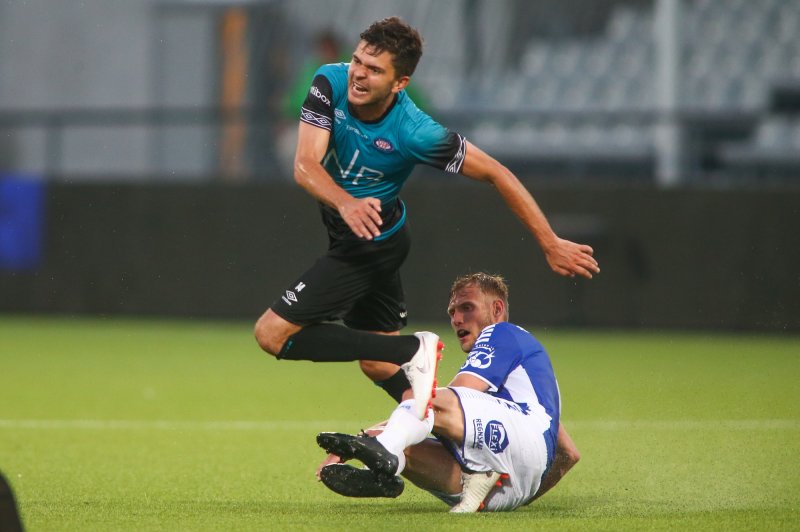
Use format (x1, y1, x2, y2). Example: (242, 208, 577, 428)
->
(444, 386, 552, 511)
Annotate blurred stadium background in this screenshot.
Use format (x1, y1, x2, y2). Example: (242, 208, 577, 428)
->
(1, 3, 799, 529)
(0, 0, 798, 330)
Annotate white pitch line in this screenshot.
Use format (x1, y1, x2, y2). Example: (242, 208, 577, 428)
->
(0, 419, 797, 431)
(0, 419, 367, 431)
(566, 419, 800, 431)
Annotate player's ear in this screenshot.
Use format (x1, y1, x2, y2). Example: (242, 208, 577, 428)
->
(493, 299, 505, 320)
(392, 75, 410, 93)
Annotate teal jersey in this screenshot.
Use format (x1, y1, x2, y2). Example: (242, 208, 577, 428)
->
(300, 63, 466, 241)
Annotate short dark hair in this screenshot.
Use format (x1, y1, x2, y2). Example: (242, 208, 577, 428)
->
(449, 272, 510, 318)
(359, 16, 423, 78)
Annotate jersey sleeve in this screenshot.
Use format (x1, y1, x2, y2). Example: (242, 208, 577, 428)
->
(405, 115, 467, 173)
(457, 324, 522, 392)
(299, 73, 334, 131)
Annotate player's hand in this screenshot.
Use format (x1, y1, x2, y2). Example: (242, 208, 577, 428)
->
(545, 238, 600, 279)
(339, 196, 383, 240)
(315, 453, 343, 480)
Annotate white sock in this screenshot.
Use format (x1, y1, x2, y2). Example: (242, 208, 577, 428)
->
(376, 399, 434, 475)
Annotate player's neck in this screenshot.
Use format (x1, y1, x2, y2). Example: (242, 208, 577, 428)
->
(349, 94, 397, 123)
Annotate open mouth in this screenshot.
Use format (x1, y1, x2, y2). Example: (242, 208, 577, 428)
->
(352, 81, 368, 95)
(457, 329, 470, 339)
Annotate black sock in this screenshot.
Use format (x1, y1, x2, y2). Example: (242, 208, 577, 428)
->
(375, 369, 412, 403)
(278, 323, 419, 364)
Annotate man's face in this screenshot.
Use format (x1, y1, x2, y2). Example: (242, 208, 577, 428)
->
(347, 41, 406, 108)
(447, 284, 499, 353)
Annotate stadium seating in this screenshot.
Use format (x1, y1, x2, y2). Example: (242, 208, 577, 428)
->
(450, 0, 800, 181)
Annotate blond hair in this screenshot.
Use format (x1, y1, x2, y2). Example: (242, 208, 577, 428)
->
(449, 272, 510, 319)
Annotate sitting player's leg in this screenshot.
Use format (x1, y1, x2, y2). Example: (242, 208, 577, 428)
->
(402, 438, 463, 495)
(321, 387, 547, 512)
(317, 398, 434, 476)
(319, 463, 405, 498)
(447, 386, 552, 511)
(318, 437, 459, 500)
(404, 439, 504, 513)
(318, 388, 463, 478)
(316, 390, 504, 511)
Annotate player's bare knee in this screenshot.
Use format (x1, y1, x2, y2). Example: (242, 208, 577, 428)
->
(253, 315, 285, 357)
(431, 388, 459, 411)
(567, 446, 581, 466)
(255, 310, 304, 358)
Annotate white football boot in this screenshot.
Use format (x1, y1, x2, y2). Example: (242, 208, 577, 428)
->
(449, 471, 505, 513)
(400, 332, 443, 419)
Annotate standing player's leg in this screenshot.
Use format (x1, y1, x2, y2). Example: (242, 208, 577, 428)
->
(253, 308, 302, 356)
(253, 233, 441, 418)
(253, 247, 421, 364)
(255, 307, 441, 419)
(345, 268, 420, 404)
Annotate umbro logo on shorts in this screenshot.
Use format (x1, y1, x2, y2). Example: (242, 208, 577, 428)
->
(281, 282, 307, 306)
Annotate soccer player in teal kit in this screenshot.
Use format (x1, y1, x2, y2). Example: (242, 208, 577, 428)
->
(253, 17, 599, 418)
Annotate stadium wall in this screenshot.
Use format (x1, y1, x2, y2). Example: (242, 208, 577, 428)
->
(1, 181, 798, 332)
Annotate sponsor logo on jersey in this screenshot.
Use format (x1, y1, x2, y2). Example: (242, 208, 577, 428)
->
(461, 343, 495, 370)
(485, 420, 509, 453)
(472, 418, 484, 450)
(345, 124, 369, 139)
(334, 109, 345, 121)
(323, 147, 385, 184)
(310, 85, 331, 106)
(373, 137, 394, 152)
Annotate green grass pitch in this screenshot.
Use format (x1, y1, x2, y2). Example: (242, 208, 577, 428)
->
(1, 316, 798, 530)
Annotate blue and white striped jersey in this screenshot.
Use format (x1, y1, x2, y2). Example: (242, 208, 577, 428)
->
(457, 322, 561, 451)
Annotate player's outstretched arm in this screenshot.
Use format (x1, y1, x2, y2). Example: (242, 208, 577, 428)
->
(531, 422, 580, 501)
(294, 122, 383, 240)
(459, 141, 600, 279)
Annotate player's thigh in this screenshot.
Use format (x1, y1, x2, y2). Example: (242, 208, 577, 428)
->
(269, 254, 374, 326)
(271, 227, 410, 328)
(403, 438, 463, 501)
(343, 269, 407, 332)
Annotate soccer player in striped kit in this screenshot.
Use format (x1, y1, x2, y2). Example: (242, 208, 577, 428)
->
(317, 273, 580, 512)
